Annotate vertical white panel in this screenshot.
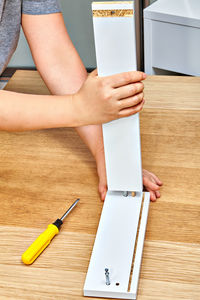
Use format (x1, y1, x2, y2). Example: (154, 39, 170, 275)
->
(92, 1, 143, 192)
(144, 18, 155, 75)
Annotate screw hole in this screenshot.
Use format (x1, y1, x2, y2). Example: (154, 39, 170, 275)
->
(116, 282, 120, 286)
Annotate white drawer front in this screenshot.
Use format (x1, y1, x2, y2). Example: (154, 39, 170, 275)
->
(152, 20, 200, 76)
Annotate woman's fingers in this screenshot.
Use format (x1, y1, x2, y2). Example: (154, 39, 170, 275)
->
(149, 172, 163, 186)
(155, 190, 161, 198)
(104, 71, 146, 88)
(145, 188, 159, 202)
(118, 99, 145, 118)
(149, 190, 157, 201)
(116, 82, 144, 100)
(119, 92, 144, 110)
(143, 174, 160, 191)
(142, 169, 162, 201)
(77, 69, 146, 125)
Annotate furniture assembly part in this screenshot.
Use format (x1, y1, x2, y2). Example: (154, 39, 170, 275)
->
(92, 0, 142, 192)
(84, 191, 150, 299)
(103, 116, 142, 192)
(84, 2, 150, 299)
(144, 0, 200, 76)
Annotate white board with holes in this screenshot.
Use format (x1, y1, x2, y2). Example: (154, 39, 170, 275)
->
(84, 191, 150, 299)
(83, 2, 150, 299)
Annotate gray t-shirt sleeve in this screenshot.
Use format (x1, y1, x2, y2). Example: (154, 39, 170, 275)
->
(22, 0, 61, 15)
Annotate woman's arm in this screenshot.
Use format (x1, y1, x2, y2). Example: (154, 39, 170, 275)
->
(21, 12, 151, 201)
(0, 12, 145, 131)
(0, 68, 144, 131)
(0, 90, 78, 131)
(21, 13, 144, 112)
(21, 12, 144, 149)
(0, 70, 145, 131)
(21, 12, 110, 201)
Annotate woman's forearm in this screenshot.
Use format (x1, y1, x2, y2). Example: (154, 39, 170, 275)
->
(0, 90, 79, 131)
(22, 13, 103, 157)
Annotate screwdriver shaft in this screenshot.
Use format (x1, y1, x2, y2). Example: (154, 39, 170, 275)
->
(60, 198, 80, 221)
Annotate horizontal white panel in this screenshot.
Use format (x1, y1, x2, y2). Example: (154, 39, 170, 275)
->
(84, 191, 142, 298)
(84, 192, 150, 299)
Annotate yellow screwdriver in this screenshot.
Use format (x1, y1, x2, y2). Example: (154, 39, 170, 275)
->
(22, 198, 80, 265)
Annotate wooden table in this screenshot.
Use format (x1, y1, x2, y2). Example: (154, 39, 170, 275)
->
(0, 71, 199, 300)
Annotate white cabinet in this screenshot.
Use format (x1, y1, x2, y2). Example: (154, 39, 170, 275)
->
(144, 0, 200, 76)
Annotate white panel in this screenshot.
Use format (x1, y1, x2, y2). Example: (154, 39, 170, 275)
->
(93, 17, 137, 76)
(84, 4, 150, 299)
(92, 1, 143, 192)
(103, 117, 142, 191)
(84, 192, 150, 299)
(84, 191, 141, 299)
(144, 0, 200, 28)
(151, 20, 200, 76)
(144, 18, 155, 75)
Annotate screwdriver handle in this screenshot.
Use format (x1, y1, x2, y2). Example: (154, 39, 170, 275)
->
(22, 224, 59, 265)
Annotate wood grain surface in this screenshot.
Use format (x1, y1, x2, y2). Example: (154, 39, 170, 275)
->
(0, 70, 200, 300)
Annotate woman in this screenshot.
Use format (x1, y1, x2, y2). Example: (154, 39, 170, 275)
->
(0, 0, 162, 201)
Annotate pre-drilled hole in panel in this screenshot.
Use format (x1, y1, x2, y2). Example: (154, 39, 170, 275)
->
(116, 282, 120, 286)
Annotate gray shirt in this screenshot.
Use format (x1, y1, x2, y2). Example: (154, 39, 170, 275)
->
(0, 0, 61, 75)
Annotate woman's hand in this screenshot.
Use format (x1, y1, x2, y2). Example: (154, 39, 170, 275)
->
(98, 167, 163, 202)
(142, 169, 163, 201)
(73, 69, 146, 126)
(94, 142, 163, 202)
